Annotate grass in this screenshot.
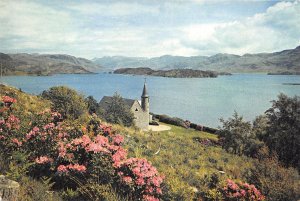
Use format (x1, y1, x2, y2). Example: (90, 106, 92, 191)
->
(1, 84, 298, 200)
(113, 123, 255, 200)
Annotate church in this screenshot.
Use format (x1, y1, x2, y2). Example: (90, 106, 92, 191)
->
(98, 82, 150, 130)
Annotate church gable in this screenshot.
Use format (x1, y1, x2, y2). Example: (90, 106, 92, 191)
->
(98, 82, 150, 130)
(130, 100, 143, 113)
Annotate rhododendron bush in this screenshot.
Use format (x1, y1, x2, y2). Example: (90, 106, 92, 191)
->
(221, 179, 265, 201)
(0, 96, 164, 200)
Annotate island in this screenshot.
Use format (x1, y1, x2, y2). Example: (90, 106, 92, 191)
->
(113, 67, 231, 78)
(267, 71, 300, 75)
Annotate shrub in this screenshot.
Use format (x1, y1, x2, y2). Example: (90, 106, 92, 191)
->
(0, 95, 165, 200)
(41, 86, 87, 119)
(221, 179, 265, 201)
(158, 114, 188, 128)
(244, 155, 300, 201)
(116, 158, 164, 201)
(99, 93, 134, 127)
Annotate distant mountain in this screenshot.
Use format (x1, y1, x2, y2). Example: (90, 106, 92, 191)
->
(114, 67, 231, 78)
(0, 53, 103, 76)
(93, 46, 300, 73)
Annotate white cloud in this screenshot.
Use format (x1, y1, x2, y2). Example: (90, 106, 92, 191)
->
(68, 2, 159, 16)
(0, 0, 299, 58)
(178, 0, 300, 55)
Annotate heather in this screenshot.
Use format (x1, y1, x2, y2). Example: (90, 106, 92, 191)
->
(0, 85, 299, 201)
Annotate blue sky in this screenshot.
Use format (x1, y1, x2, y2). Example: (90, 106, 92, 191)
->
(0, 0, 299, 59)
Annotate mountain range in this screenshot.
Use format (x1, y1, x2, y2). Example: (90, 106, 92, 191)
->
(0, 53, 102, 75)
(1, 45, 299, 76)
(93, 46, 300, 73)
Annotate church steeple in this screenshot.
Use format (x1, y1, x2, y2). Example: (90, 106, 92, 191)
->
(141, 80, 149, 113)
(142, 81, 149, 98)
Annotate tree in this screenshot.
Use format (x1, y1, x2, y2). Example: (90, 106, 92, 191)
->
(264, 93, 300, 171)
(85, 96, 98, 114)
(41, 86, 87, 119)
(100, 93, 134, 127)
(218, 112, 264, 157)
(218, 112, 252, 155)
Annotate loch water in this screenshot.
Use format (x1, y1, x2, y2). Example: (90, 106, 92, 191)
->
(2, 73, 300, 128)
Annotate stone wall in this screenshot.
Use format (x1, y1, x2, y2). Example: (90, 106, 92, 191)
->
(131, 101, 149, 130)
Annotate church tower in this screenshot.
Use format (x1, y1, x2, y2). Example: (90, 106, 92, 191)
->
(141, 81, 149, 115)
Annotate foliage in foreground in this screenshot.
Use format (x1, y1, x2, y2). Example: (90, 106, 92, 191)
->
(1, 85, 299, 201)
(0, 89, 163, 201)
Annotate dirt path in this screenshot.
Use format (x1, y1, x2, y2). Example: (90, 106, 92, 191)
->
(149, 124, 171, 132)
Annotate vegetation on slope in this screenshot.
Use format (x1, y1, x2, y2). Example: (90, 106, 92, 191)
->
(0, 84, 299, 201)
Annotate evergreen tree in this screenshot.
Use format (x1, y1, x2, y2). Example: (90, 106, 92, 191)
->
(101, 93, 134, 127)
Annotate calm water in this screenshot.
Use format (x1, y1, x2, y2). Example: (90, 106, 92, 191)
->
(1, 73, 300, 128)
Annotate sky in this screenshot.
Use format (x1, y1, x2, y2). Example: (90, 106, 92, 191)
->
(0, 0, 300, 59)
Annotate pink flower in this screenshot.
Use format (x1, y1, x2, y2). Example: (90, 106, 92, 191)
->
(112, 148, 127, 166)
(57, 165, 68, 173)
(152, 176, 163, 187)
(6, 115, 20, 129)
(67, 164, 87, 172)
(112, 134, 124, 145)
(95, 135, 108, 146)
(122, 176, 132, 184)
(156, 187, 162, 195)
(43, 123, 55, 130)
(135, 177, 145, 186)
(58, 142, 66, 158)
(33, 126, 39, 132)
(81, 135, 91, 147)
(11, 138, 22, 146)
(35, 156, 53, 164)
(2, 96, 17, 104)
(142, 195, 159, 201)
(240, 189, 246, 197)
(72, 138, 83, 145)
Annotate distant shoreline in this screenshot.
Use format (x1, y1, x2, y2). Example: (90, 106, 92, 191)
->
(113, 67, 231, 78)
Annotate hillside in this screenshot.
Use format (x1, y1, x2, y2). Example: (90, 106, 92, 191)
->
(114, 67, 231, 78)
(0, 84, 299, 201)
(93, 46, 300, 73)
(0, 53, 102, 75)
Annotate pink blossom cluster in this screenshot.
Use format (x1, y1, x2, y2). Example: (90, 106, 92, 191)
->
(99, 124, 112, 136)
(116, 158, 164, 200)
(0, 114, 20, 130)
(35, 156, 53, 164)
(54, 128, 163, 200)
(57, 164, 87, 173)
(26, 122, 61, 141)
(0, 96, 164, 200)
(11, 138, 22, 146)
(222, 179, 265, 201)
(2, 96, 17, 104)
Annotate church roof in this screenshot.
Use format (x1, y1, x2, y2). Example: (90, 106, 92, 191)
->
(98, 96, 136, 111)
(141, 82, 149, 98)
